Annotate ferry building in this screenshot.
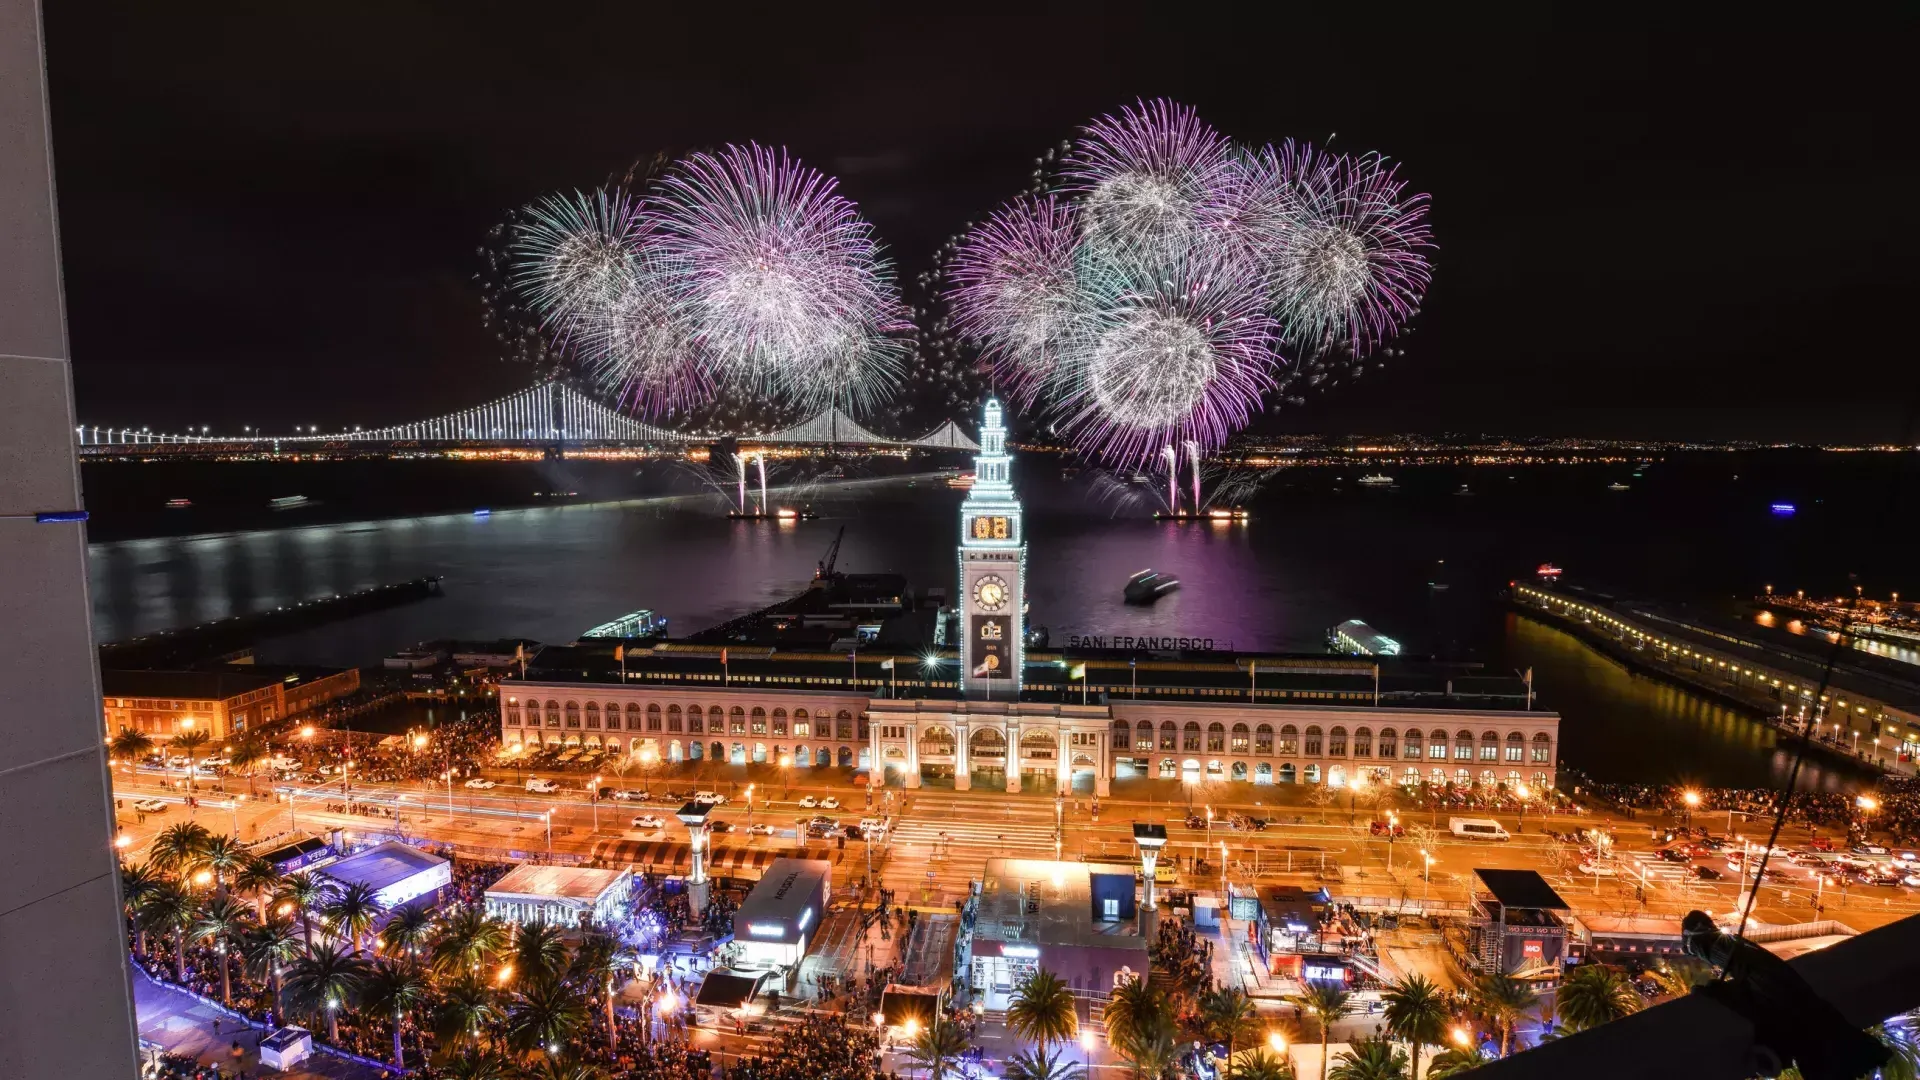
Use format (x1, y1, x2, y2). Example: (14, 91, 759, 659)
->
(499, 401, 1560, 797)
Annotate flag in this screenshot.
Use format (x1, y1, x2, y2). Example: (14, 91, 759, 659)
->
(720, 648, 728, 665)
(1070, 663, 1087, 679)
(614, 645, 625, 663)
(515, 643, 525, 661)
(880, 658, 894, 670)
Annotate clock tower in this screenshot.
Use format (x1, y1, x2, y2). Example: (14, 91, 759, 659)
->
(958, 398, 1026, 698)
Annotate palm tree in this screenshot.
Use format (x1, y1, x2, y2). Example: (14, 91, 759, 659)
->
(362, 958, 434, 1070)
(1004, 1046, 1086, 1080)
(1230, 1049, 1294, 1080)
(1103, 976, 1163, 1055)
(1008, 967, 1080, 1054)
(1424, 1045, 1491, 1078)
(506, 976, 589, 1057)
(172, 729, 211, 791)
(242, 916, 304, 1023)
(1642, 958, 1710, 1002)
(434, 975, 503, 1056)
(149, 821, 212, 875)
(191, 895, 255, 1005)
(321, 881, 382, 953)
(1290, 983, 1353, 1080)
(904, 1014, 973, 1080)
(285, 942, 370, 1043)
(137, 880, 199, 981)
(1871, 1016, 1920, 1080)
(512, 920, 573, 984)
(227, 737, 268, 795)
(1327, 1038, 1409, 1080)
(232, 856, 284, 921)
(1380, 974, 1449, 1080)
(1555, 964, 1642, 1033)
(380, 904, 437, 963)
(441, 1051, 517, 1080)
(524, 1056, 611, 1080)
(567, 929, 630, 1052)
(1199, 987, 1262, 1060)
(197, 834, 247, 895)
(433, 905, 510, 977)
(120, 861, 165, 955)
(110, 727, 155, 765)
(275, 872, 328, 947)
(1468, 973, 1537, 1057)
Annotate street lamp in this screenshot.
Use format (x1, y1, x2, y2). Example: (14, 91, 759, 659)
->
(1682, 789, 1700, 827)
(1268, 1031, 1286, 1055)
(1451, 1026, 1472, 1049)
(1082, 1029, 1096, 1075)
(590, 776, 602, 834)
(1420, 850, 1436, 909)
(780, 754, 792, 799)
(746, 784, 756, 830)
(545, 808, 554, 853)
(1385, 810, 1399, 870)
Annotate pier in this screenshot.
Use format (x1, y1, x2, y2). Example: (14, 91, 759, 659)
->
(100, 576, 444, 668)
(1512, 581, 1919, 774)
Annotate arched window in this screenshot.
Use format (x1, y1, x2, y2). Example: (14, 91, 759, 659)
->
(1455, 730, 1475, 760)
(1505, 732, 1525, 762)
(644, 703, 660, 731)
(1403, 730, 1422, 759)
(686, 705, 703, 733)
(750, 707, 767, 735)
(1230, 723, 1250, 754)
(1230, 762, 1248, 781)
(1480, 730, 1500, 761)
(772, 708, 788, 736)
(1277, 725, 1297, 755)
(545, 700, 561, 727)
(1254, 724, 1273, 755)
(1135, 721, 1153, 752)
(1455, 767, 1471, 786)
(585, 703, 601, 729)
(1327, 764, 1346, 787)
(1378, 728, 1397, 758)
(564, 701, 581, 728)
(1278, 763, 1297, 784)
(667, 704, 682, 732)
(1328, 727, 1348, 756)
(1206, 722, 1226, 753)
(1353, 727, 1372, 757)
(1429, 729, 1448, 759)
(1304, 726, 1322, 755)
(836, 710, 854, 740)
(1159, 722, 1177, 751)
(1532, 732, 1553, 763)
(792, 709, 810, 738)
(730, 706, 746, 735)
(1183, 722, 1202, 753)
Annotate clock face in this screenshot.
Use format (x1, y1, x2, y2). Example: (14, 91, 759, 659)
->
(973, 573, 1008, 611)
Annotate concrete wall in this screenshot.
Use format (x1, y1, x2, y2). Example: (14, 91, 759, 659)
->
(0, 0, 142, 1073)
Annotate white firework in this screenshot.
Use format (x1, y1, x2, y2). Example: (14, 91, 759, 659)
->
(578, 271, 704, 418)
(1063, 98, 1234, 266)
(510, 187, 645, 343)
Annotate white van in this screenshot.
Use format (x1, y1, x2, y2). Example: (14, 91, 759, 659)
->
(1449, 816, 1511, 841)
(525, 777, 559, 793)
(693, 791, 727, 805)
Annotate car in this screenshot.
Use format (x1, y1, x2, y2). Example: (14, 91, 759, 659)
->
(1903, 874, 1920, 888)
(708, 820, 734, 834)
(842, 825, 865, 840)
(525, 778, 559, 793)
(1862, 866, 1904, 886)
(198, 757, 230, 768)
(747, 823, 775, 836)
(1851, 844, 1891, 857)
(1787, 852, 1827, 866)
(1698, 836, 1727, 851)
(859, 817, 889, 834)
(693, 791, 727, 805)
(133, 799, 168, 813)
(1894, 850, 1919, 864)
(799, 796, 819, 808)
(1656, 848, 1691, 863)
(1805, 837, 1836, 852)
(611, 789, 649, 801)
(820, 796, 840, 810)
(1831, 854, 1873, 871)
(1578, 860, 1617, 876)
(464, 778, 497, 789)
(631, 815, 665, 830)
(1694, 865, 1723, 880)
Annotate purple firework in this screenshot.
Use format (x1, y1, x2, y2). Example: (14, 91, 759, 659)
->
(645, 143, 907, 412)
(1062, 98, 1234, 266)
(1269, 141, 1432, 355)
(1055, 252, 1278, 465)
(945, 195, 1086, 403)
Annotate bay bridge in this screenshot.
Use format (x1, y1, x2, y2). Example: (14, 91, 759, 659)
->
(76, 380, 978, 453)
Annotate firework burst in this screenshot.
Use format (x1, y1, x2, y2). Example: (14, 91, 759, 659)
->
(945, 195, 1087, 402)
(510, 187, 646, 344)
(645, 143, 908, 413)
(577, 273, 707, 418)
(1268, 142, 1431, 355)
(1062, 98, 1233, 267)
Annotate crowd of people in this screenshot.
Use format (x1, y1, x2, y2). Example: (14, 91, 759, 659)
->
(1150, 914, 1216, 998)
(1561, 770, 1920, 845)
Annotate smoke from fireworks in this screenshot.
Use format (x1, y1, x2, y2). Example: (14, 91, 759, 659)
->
(511, 145, 906, 420)
(945, 98, 1433, 463)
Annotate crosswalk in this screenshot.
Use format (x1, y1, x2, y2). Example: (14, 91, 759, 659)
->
(888, 817, 1060, 858)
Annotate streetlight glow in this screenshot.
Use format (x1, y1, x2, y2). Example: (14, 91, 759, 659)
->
(1268, 1032, 1286, 1054)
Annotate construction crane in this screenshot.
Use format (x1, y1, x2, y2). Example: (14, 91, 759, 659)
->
(814, 525, 846, 582)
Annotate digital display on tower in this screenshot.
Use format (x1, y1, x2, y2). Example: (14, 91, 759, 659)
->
(970, 615, 1013, 679)
(971, 515, 1011, 540)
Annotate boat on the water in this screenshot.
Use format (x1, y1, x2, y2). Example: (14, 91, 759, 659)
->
(1357, 474, 1394, 486)
(1607, 482, 1631, 491)
(269, 495, 309, 510)
(945, 473, 975, 490)
(1124, 569, 1180, 604)
(165, 498, 192, 509)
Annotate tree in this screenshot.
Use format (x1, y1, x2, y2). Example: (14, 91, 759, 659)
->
(149, 821, 213, 875)
(1199, 987, 1262, 1060)
(1555, 964, 1642, 1033)
(1424, 1046, 1491, 1078)
(227, 738, 268, 795)
(197, 834, 247, 895)
(172, 729, 211, 791)
(567, 929, 630, 1052)
(441, 1051, 517, 1080)
(1642, 959, 1710, 1002)
(242, 916, 304, 1023)
(110, 727, 155, 765)
(904, 1015, 973, 1080)
(1004, 1046, 1087, 1080)
(433, 905, 510, 977)
(524, 1056, 611, 1080)
(285, 942, 370, 1043)
(275, 872, 329, 947)
(1231, 1049, 1295, 1080)
(322, 881, 382, 953)
(1381, 974, 1449, 1080)
(433, 975, 503, 1057)
(512, 920, 573, 984)
(1008, 967, 1080, 1054)
(191, 895, 254, 1005)
(1468, 974, 1537, 1058)
(1290, 983, 1353, 1080)
(137, 880, 199, 981)
(362, 958, 434, 1070)
(379, 904, 438, 963)
(507, 976, 589, 1057)
(1328, 1038, 1409, 1080)
(120, 861, 165, 955)
(1106, 980, 1178, 1080)
(232, 856, 284, 922)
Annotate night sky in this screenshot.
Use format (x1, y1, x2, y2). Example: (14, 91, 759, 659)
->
(44, 10, 1915, 441)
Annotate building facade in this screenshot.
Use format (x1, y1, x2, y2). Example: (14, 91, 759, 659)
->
(101, 667, 361, 741)
(957, 399, 1026, 696)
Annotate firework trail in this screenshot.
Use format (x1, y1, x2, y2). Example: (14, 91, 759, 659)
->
(579, 272, 709, 419)
(510, 187, 646, 345)
(1062, 98, 1233, 267)
(946, 195, 1087, 403)
(645, 143, 908, 414)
